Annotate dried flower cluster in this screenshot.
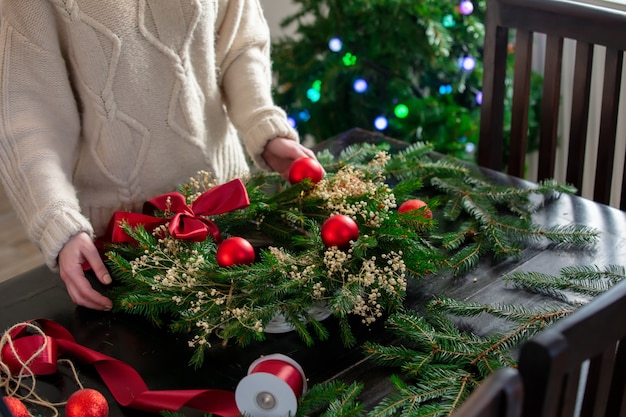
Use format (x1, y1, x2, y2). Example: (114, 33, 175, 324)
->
(311, 152, 397, 228)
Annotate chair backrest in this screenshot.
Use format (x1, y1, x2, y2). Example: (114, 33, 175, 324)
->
(451, 367, 524, 417)
(516, 278, 626, 417)
(478, 0, 626, 209)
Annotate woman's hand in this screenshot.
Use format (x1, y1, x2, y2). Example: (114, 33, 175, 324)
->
(58, 232, 113, 310)
(262, 137, 317, 180)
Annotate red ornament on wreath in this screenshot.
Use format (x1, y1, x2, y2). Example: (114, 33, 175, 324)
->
(216, 237, 256, 267)
(321, 215, 359, 249)
(288, 157, 324, 185)
(398, 199, 432, 219)
(3, 397, 29, 417)
(66, 388, 109, 417)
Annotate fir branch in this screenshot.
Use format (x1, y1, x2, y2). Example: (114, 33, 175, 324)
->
(541, 224, 599, 245)
(560, 264, 626, 284)
(297, 380, 364, 417)
(359, 303, 571, 416)
(503, 265, 626, 300)
(504, 271, 607, 298)
(338, 142, 393, 166)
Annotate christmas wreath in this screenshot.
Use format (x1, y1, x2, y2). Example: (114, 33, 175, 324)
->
(104, 140, 596, 367)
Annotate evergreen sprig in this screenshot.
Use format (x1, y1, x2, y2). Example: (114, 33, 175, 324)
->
(301, 265, 622, 416)
(503, 264, 626, 300)
(105, 142, 595, 368)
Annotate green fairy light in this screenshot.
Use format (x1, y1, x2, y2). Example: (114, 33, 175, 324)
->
(442, 14, 456, 28)
(307, 88, 321, 102)
(342, 52, 357, 67)
(312, 80, 322, 91)
(394, 104, 409, 119)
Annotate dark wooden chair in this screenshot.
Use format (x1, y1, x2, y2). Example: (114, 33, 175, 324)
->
(516, 277, 626, 417)
(478, 0, 626, 209)
(451, 367, 523, 417)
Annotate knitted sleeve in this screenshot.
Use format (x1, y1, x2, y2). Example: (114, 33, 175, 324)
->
(0, 2, 94, 270)
(215, 0, 300, 170)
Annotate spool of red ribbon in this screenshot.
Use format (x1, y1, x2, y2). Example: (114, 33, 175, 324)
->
(235, 353, 307, 417)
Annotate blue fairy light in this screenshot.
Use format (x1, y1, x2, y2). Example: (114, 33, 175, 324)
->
(475, 91, 483, 105)
(353, 78, 368, 93)
(298, 110, 311, 122)
(461, 56, 476, 71)
(287, 116, 297, 128)
(374, 116, 388, 130)
(439, 84, 453, 95)
(328, 37, 343, 52)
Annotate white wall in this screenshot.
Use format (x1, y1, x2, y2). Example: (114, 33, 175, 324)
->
(259, 0, 300, 38)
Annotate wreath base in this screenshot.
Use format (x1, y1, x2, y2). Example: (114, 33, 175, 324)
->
(264, 303, 332, 333)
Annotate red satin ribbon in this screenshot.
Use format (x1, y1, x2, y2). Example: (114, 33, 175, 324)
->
(249, 360, 305, 399)
(105, 178, 250, 244)
(1, 320, 240, 416)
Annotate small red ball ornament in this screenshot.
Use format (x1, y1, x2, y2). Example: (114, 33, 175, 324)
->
(66, 388, 109, 417)
(321, 215, 359, 249)
(398, 199, 432, 218)
(3, 397, 29, 417)
(216, 237, 256, 267)
(288, 157, 324, 185)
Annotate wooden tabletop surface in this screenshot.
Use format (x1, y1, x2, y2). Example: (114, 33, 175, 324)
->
(1, 130, 625, 416)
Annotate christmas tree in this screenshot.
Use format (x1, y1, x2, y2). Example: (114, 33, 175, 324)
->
(271, 0, 542, 162)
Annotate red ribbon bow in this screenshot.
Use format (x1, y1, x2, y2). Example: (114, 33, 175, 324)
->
(1, 320, 240, 416)
(105, 178, 250, 244)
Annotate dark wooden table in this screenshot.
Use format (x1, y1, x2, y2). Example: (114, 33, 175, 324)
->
(2, 130, 626, 416)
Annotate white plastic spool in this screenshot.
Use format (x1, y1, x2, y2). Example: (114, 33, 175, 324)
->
(235, 354, 307, 417)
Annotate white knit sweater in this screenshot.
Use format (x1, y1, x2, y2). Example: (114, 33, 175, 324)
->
(0, 0, 298, 270)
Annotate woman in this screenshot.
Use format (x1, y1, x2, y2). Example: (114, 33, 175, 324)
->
(0, 0, 315, 310)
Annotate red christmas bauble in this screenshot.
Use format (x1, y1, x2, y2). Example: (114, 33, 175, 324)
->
(3, 397, 29, 417)
(398, 199, 432, 218)
(288, 157, 324, 185)
(216, 237, 256, 267)
(66, 388, 109, 417)
(321, 215, 359, 249)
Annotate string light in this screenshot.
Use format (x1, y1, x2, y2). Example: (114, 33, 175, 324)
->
(307, 80, 322, 102)
(475, 91, 483, 105)
(298, 110, 311, 122)
(459, 0, 474, 15)
(342, 52, 357, 67)
(394, 104, 409, 119)
(442, 14, 456, 27)
(328, 37, 343, 52)
(353, 78, 368, 93)
(461, 56, 476, 71)
(439, 84, 453, 95)
(307, 88, 321, 102)
(287, 116, 297, 128)
(374, 116, 388, 130)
